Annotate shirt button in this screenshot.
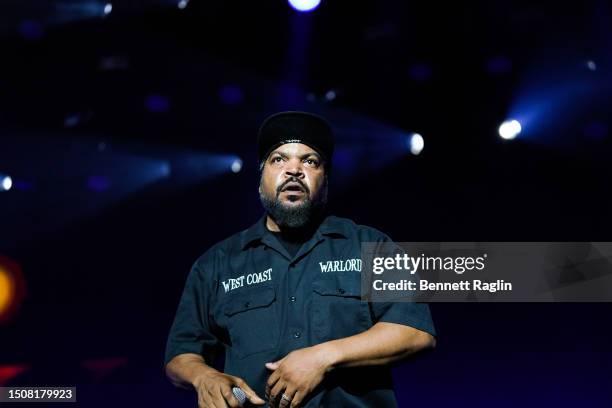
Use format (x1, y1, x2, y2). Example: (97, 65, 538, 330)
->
(289, 296, 296, 302)
(338, 288, 345, 294)
(244, 301, 251, 308)
(293, 331, 301, 339)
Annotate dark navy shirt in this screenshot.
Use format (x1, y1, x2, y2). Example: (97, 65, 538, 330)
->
(165, 215, 436, 407)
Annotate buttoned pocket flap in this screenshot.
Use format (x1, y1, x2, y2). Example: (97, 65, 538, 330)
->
(312, 273, 362, 297)
(224, 286, 276, 316)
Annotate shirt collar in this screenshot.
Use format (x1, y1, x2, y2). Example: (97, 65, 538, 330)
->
(240, 213, 349, 250)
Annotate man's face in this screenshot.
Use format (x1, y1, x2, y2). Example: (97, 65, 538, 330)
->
(259, 143, 327, 228)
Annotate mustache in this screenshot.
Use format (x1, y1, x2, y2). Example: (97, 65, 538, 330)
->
(277, 177, 310, 195)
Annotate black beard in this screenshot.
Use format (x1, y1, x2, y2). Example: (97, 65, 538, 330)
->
(259, 180, 327, 229)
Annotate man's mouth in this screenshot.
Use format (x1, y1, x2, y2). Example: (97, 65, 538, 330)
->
(281, 182, 306, 193)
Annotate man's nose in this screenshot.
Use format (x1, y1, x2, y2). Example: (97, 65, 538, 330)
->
(284, 160, 304, 178)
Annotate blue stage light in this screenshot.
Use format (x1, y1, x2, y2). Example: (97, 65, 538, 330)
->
(407, 133, 424, 155)
(586, 60, 597, 72)
(288, 0, 321, 12)
(1, 175, 13, 192)
(160, 162, 172, 178)
(325, 90, 337, 101)
(231, 159, 243, 173)
(498, 119, 522, 140)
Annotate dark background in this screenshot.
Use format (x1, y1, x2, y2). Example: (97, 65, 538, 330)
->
(1, 1, 611, 406)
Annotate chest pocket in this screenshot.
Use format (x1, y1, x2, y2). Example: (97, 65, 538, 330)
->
(311, 273, 372, 342)
(223, 285, 280, 359)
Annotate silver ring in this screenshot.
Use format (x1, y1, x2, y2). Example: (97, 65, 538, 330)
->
(281, 393, 292, 401)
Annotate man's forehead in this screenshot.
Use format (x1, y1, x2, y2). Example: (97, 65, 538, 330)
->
(270, 143, 320, 156)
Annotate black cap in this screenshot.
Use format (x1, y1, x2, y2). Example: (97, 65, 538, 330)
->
(257, 111, 335, 166)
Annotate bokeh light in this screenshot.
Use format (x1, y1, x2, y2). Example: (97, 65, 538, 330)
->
(498, 119, 522, 140)
(288, 0, 321, 13)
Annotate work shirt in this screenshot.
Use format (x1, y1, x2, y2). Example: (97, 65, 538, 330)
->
(165, 214, 436, 407)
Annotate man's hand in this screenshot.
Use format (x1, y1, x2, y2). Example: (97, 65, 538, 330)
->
(193, 370, 266, 408)
(265, 345, 335, 408)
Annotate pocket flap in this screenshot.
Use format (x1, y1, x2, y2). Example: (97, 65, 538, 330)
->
(312, 273, 362, 297)
(224, 286, 276, 316)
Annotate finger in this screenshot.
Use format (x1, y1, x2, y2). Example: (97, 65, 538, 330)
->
(202, 389, 221, 408)
(212, 385, 230, 408)
(221, 384, 243, 408)
(265, 371, 281, 399)
(265, 357, 285, 371)
(265, 362, 279, 370)
(279, 386, 297, 408)
(233, 378, 266, 405)
(290, 390, 303, 408)
(270, 380, 286, 405)
(198, 391, 214, 408)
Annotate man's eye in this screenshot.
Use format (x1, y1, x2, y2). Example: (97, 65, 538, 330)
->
(272, 157, 283, 163)
(305, 158, 319, 166)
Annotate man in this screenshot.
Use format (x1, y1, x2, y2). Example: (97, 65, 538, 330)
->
(165, 111, 436, 408)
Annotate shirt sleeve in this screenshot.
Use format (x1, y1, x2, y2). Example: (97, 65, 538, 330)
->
(370, 301, 436, 337)
(366, 230, 437, 337)
(164, 259, 220, 366)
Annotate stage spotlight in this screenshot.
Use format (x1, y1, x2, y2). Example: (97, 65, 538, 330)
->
(160, 162, 172, 178)
(0, 268, 14, 319)
(498, 119, 521, 140)
(103, 3, 112, 16)
(231, 159, 243, 173)
(407, 133, 424, 155)
(0, 256, 26, 324)
(0, 364, 30, 384)
(0, 175, 12, 192)
(178, 0, 189, 9)
(586, 60, 597, 71)
(288, 0, 321, 12)
(325, 90, 337, 101)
